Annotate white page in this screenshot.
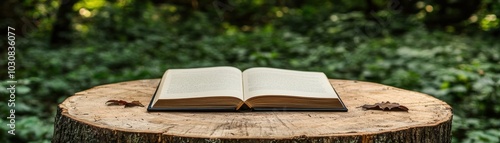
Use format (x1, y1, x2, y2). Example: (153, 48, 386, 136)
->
(159, 66, 243, 100)
(242, 67, 338, 101)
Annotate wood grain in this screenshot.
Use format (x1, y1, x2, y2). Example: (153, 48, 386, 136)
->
(53, 79, 452, 143)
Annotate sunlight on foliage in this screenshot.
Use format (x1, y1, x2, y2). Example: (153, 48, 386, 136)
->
(73, 0, 106, 10)
(481, 14, 499, 31)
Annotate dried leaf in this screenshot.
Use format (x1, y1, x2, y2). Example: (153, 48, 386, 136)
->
(106, 100, 128, 105)
(360, 101, 409, 111)
(125, 101, 145, 108)
(106, 100, 144, 108)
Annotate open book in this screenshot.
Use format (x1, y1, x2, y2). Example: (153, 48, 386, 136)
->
(147, 66, 347, 111)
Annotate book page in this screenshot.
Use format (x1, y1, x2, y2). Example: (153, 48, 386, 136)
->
(242, 67, 338, 101)
(158, 66, 243, 100)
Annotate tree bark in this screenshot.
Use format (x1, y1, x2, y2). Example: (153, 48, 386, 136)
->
(53, 79, 452, 143)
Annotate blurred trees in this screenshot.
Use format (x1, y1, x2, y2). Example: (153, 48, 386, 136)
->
(2, 0, 497, 47)
(50, 0, 78, 45)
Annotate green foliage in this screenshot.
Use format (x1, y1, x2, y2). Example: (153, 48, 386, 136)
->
(1, 0, 500, 143)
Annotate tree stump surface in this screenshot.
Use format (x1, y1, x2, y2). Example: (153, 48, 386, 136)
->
(53, 79, 452, 143)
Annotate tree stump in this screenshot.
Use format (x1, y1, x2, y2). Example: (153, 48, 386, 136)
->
(53, 79, 452, 143)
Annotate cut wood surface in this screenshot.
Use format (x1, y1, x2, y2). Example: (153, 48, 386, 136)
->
(53, 79, 452, 143)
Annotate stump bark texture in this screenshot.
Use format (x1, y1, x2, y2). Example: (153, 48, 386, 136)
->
(53, 79, 452, 143)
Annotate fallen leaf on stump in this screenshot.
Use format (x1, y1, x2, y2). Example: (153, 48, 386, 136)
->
(125, 101, 145, 108)
(360, 101, 409, 111)
(106, 100, 144, 108)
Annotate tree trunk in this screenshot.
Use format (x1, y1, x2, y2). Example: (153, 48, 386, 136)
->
(53, 79, 452, 143)
(50, 0, 78, 46)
